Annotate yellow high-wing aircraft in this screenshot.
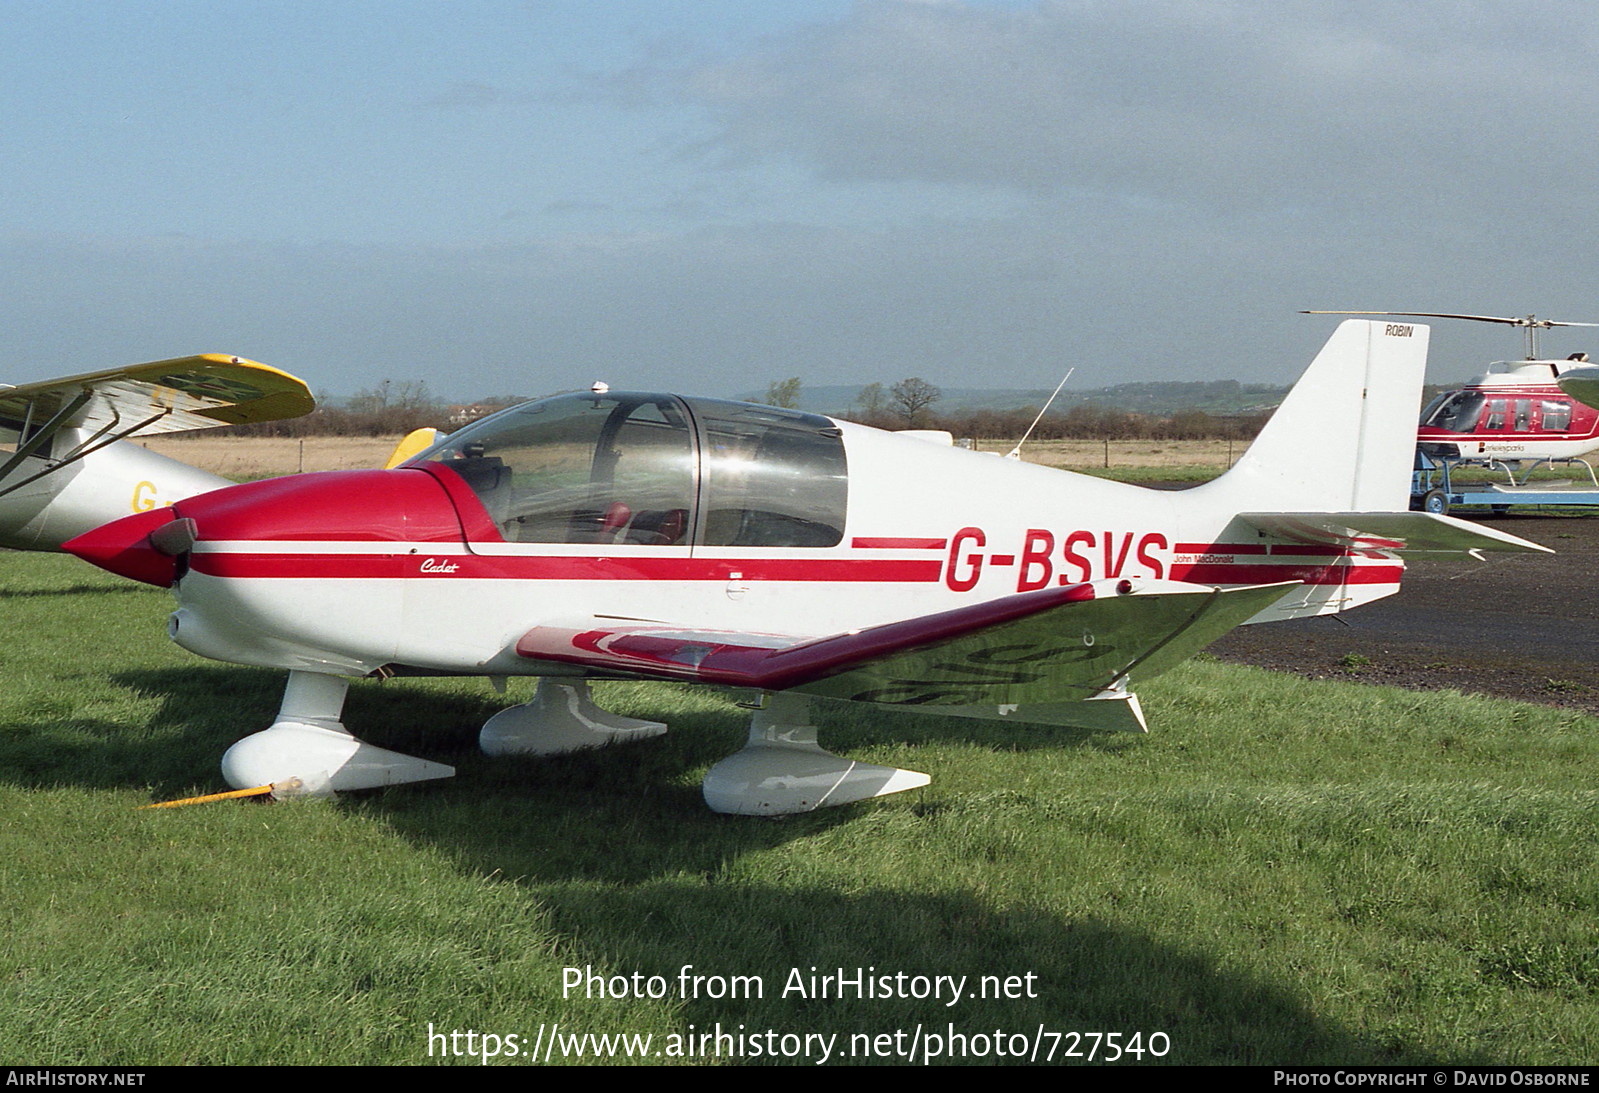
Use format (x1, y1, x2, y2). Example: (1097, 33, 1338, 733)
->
(0, 354, 313, 550)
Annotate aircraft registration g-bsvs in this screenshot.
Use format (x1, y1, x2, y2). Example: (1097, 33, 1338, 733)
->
(53, 320, 1547, 814)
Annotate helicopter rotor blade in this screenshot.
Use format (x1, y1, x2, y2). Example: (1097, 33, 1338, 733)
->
(1301, 310, 1599, 329)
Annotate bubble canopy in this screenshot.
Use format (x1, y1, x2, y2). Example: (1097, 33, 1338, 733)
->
(406, 392, 849, 548)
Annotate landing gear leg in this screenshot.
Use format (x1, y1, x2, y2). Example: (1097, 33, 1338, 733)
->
(479, 679, 667, 756)
(220, 670, 455, 793)
(701, 692, 929, 816)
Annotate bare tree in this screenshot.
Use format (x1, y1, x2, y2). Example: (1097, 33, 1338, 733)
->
(854, 382, 886, 419)
(764, 377, 803, 409)
(890, 377, 942, 427)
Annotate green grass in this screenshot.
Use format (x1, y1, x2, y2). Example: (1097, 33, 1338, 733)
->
(2, 552, 1597, 1065)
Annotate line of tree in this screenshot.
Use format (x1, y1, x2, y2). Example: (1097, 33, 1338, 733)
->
(213, 376, 1272, 441)
(765, 376, 946, 428)
(835, 379, 1266, 439)
(842, 401, 1270, 441)
(766, 376, 1266, 438)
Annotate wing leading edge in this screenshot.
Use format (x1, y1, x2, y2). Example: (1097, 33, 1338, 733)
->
(0, 354, 314, 437)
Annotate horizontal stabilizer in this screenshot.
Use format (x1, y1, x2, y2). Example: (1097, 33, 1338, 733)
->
(517, 578, 1298, 707)
(1237, 511, 1551, 554)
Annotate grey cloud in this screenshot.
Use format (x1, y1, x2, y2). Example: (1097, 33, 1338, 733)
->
(672, 0, 1599, 221)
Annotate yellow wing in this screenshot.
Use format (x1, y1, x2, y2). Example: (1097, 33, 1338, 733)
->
(383, 427, 444, 469)
(0, 353, 314, 437)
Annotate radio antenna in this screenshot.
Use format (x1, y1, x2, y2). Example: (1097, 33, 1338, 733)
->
(1005, 368, 1074, 460)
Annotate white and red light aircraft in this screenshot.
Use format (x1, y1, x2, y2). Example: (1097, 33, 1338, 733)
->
(1417, 361, 1599, 465)
(43, 320, 1547, 815)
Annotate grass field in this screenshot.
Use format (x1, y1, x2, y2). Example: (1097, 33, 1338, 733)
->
(141, 435, 409, 478)
(141, 435, 1241, 480)
(2, 551, 1596, 1065)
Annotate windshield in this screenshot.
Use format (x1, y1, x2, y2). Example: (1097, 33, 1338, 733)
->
(411, 393, 695, 544)
(1420, 392, 1485, 432)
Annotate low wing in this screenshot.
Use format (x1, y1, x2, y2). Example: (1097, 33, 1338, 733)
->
(1558, 364, 1599, 411)
(0, 354, 314, 438)
(1237, 511, 1551, 554)
(516, 578, 1297, 708)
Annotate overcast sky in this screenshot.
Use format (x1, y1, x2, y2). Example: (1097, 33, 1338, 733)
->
(4, 1, 1597, 402)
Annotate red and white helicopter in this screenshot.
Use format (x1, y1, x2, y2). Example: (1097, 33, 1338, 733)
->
(1308, 311, 1599, 468)
(11, 321, 1549, 815)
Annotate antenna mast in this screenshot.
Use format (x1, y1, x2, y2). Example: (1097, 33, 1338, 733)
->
(1005, 369, 1074, 461)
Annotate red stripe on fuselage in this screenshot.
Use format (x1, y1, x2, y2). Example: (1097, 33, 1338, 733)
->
(1269, 544, 1355, 557)
(188, 552, 946, 582)
(186, 548, 1395, 587)
(850, 537, 948, 549)
(1177, 542, 1397, 562)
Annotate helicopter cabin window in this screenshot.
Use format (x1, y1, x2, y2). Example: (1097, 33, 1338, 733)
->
(1513, 398, 1532, 432)
(686, 398, 848, 548)
(1482, 399, 1507, 431)
(412, 393, 696, 545)
(1542, 400, 1572, 432)
(1420, 392, 1485, 432)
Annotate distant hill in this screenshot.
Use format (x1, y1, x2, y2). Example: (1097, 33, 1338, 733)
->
(743, 380, 1289, 418)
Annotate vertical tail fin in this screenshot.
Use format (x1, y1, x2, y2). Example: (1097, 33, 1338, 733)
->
(1192, 319, 1428, 513)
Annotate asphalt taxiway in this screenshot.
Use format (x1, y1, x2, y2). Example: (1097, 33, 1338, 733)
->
(1210, 515, 1599, 715)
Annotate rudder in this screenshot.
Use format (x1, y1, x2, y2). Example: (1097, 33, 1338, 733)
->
(1191, 319, 1428, 513)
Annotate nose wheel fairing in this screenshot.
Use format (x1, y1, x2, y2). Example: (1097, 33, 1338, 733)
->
(220, 671, 454, 793)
